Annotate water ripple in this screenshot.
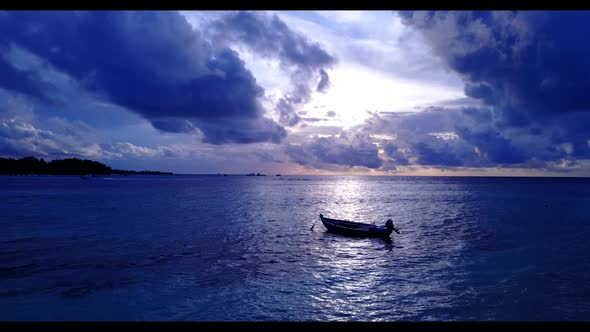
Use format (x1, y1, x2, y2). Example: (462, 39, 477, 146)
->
(1, 175, 590, 320)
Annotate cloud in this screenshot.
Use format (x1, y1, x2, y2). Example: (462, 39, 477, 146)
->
(107, 142, 182, 158)
(300, 117, 325, 123)
(0, 52, 54, 103)
(0, 88, 191, 161)
(196, 116, 287, 144)
(383, 143, 409, 166)
(210, 11, 335, 73)
(253, 150, 285, 163)
(286, 132, 382, 170)
(0, 113, 189, 162)
(453, 125, 527, 164)
(0, 11, 288, 145)
(0, 91, 101, 159)
(0, 117, 114, 160)
(276, 98, 302, 127)
(283, 103, 577, 171)
(356, 106, 581, 169)
(411, 135, 476, 167)
(317, 69, 331, 92)
(399, 11, 590, 159)
(2, 10, 587, 175)
(148, 116, 284, 145)
(210, 11, 336, 126)
(276, 11, 590, 172)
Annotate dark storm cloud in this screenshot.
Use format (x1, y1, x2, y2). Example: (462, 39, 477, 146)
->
(211, 11, 336, 127)
(0, 11, 287, 145)
(286, 132, 382, 169)
(287, 102, 555, 171)
(413, 140, 464, 167)
(349, 107, 574, 169)
(358, 109, 484, 168)
(150, 119, 198, 134)
(0, 55, 54, 103)
(399, 11, 590, 159)
(453, 126, 527, 164)
(196, 117, 286, 145)
(382, 143, 409, 166)
(151, 114, 283, 146)
(211, 11, 335, 71)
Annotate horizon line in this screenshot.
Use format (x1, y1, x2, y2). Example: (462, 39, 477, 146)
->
(172, 173, 590, 179)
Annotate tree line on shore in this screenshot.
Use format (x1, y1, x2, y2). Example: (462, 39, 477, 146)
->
(0, 156, 173, 175)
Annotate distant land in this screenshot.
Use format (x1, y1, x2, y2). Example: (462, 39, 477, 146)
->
(0, 157, 173, 176)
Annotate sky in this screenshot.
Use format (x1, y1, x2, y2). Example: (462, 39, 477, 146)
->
(0, 10, 589, 176)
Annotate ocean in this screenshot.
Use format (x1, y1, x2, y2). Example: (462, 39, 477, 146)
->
(1, 175, 589, 321)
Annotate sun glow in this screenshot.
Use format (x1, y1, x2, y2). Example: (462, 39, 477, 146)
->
(305, 64, 464, 128)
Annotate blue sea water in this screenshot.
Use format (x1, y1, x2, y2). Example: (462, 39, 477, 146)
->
(1, 175, 590, 321)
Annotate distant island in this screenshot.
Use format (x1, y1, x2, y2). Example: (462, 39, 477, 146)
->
(0, 156, 173, 175)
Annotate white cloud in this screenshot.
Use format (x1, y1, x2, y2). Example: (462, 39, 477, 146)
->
(109, 142, 184, 159)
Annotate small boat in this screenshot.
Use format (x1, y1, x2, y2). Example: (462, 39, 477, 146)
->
(319, 214, 400, 238)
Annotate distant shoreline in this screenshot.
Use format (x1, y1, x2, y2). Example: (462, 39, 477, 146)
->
(0, 156, 173, 176)
(1, 173, 588, 180)
(2, 156, 588, 179)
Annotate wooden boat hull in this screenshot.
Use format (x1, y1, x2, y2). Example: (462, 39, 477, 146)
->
(319, 214, 394, 238)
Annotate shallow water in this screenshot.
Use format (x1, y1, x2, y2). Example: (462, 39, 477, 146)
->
(1, 175, 589, 320)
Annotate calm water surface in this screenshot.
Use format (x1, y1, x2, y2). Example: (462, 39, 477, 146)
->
(1, 175, 590, 321)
